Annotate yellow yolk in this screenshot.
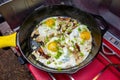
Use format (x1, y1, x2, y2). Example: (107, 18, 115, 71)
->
(45, 18, 55, 28)
(80, 31, 91, 40)
(48, 41, 58, 52)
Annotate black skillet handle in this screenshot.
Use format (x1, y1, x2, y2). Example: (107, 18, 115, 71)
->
(91, 14, 109, 36)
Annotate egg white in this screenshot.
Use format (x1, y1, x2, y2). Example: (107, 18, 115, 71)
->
(31, 17, 92, 69)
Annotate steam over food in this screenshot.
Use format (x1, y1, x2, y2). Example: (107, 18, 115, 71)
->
(30, 16, 92, 69)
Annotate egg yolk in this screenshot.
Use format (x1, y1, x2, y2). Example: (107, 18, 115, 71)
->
(80, 31, 91, 40)
(45, 18, 55, 28)
(48, 41, 58, 52)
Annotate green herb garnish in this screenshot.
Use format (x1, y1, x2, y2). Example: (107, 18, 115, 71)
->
(45, 36, 49, 43)
(78, 27, 81, 32)
(80, 39, 85, 45)
(67, 28, 72, 33)
(47, 61, 51, 64)
(61, 36, 65, 41)
(57, 67, 62, 71)
(80, 52, 84, 57)
(55, 51, 62, 59)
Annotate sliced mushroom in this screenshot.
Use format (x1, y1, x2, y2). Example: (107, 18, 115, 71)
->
(75, 43, 80, 52)
(72, 51, 82, 64)
(38, 47, 50, 59)
(31, 29, 39, 37)
(58, 17, 71, 21)
(57, 24, 62, 31)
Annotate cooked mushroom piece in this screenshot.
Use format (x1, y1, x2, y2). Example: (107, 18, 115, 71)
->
(38, 47, 50, 59)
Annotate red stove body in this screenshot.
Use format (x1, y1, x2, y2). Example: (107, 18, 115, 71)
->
(27, 33, 120, 80)
(0, 0, 120, 80)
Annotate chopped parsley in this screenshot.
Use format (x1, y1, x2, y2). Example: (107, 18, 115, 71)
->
(78, 27, 81, 32)
(45, 36, 49, 43)
(80, 52, 84, 57)
(80, 39, 85, 45)
(47, 61, 51, 64)
(55, 51, 62, 59)
(57, 67, 62, 71)
(61, 36, 65, 41)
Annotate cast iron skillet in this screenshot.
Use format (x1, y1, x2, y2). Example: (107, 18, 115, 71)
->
(17, 5, 108, 73)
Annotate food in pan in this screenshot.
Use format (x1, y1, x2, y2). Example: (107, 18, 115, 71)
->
(30, 16, 92, 69)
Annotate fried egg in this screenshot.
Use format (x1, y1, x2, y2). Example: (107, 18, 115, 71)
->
(31, 16, 92, 69)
